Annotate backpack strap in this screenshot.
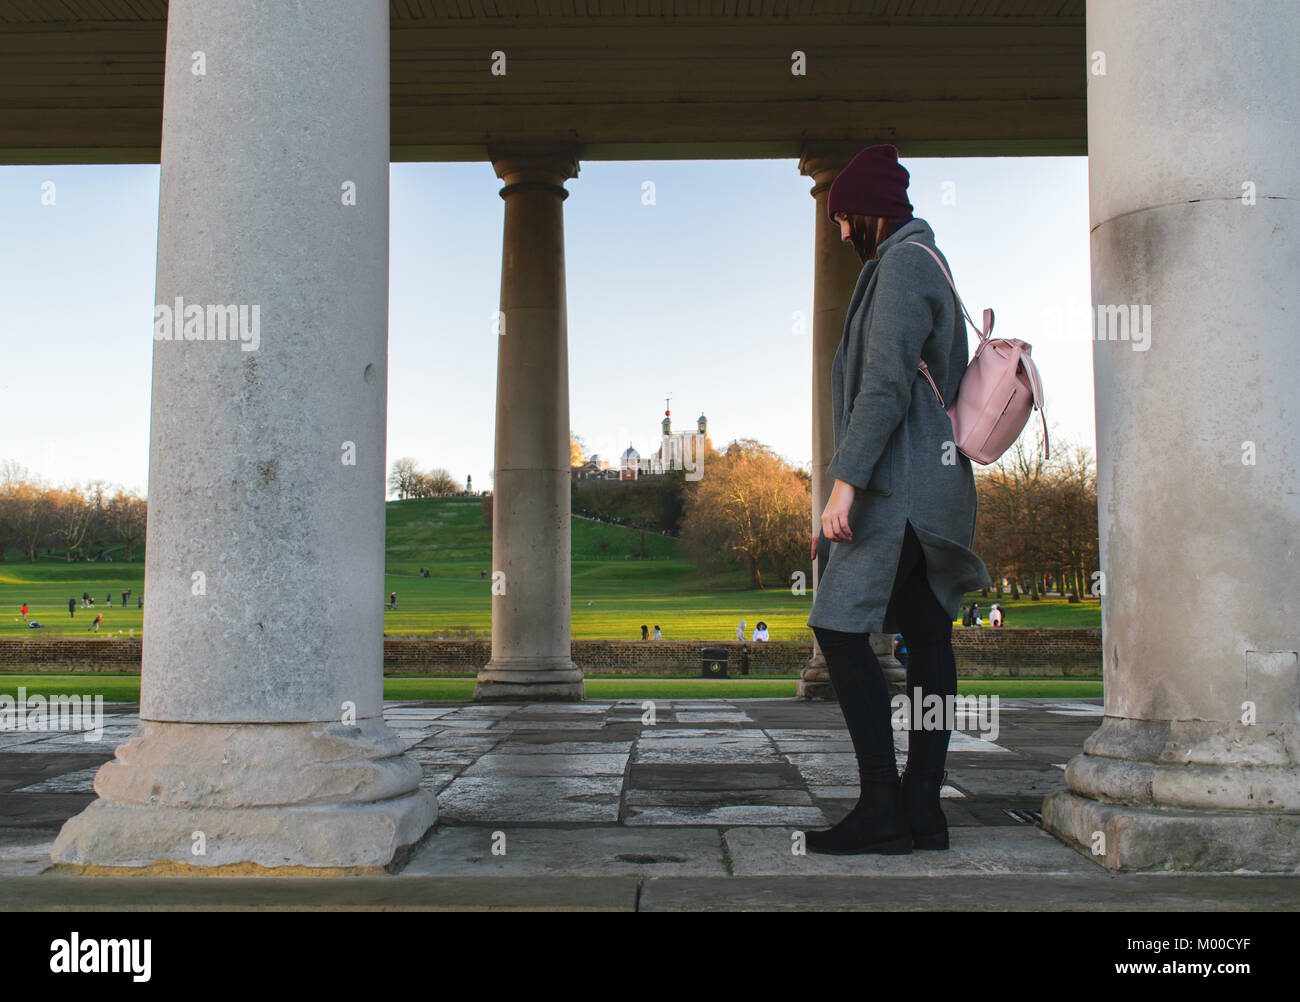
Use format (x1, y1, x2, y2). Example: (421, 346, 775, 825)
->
(898, 240, 992, 411)
(900, 241, 1049, 461)
(900, 241, 993, 343)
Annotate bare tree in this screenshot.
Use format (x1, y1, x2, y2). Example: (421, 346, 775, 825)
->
(13, 481, 54, 562)
(0, 461, 28, 561)
(389, 457, 419, 499)
(423, 468, 462, 494)
(53, 487, 92, 561)
(679, 438, 808, 588)
(107, 490, 148, 561)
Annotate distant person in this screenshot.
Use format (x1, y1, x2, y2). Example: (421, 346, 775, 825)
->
(989, 603, 1003, 627)
(81, 591, 89, 609)
(737, 620, 746, 642)
(68, 597, 76, 618)
(28, 620, 42, 629)
(653, 625, 662, 641)
(971, 601, 981, 626)
(640, 624, 648, 641)
(387, 591, 397, 610)
(88, 596, 94, 607)
(20, 602, 28, 621)
(122, 589, 130, 607)
(137, 594, 143, 609)
(752, 621, 769, 642)
(892, 632, 908, 667)
(88, 612, 102, 632)
(106, 593, 112, 608)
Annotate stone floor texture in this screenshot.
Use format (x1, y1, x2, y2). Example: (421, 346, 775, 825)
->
(2, 697, 1298, 910)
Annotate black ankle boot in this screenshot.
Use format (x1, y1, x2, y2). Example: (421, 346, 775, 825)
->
(806, 777, 913, 855)
(900, 768, 949, 850)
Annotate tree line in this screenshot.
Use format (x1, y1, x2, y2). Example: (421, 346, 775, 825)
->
(388, 458, 465, 499)
(617, 429, 1099, 595)
(0, 461, 148, 562)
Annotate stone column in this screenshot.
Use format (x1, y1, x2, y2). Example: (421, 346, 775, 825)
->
(797, 145, 906, 700)
(51, 0, 435, 872)
(475, 146, 585, 702)
(1042, 0, 1300, 871)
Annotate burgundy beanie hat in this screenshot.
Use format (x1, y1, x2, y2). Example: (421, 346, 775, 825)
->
(827, 144, 914, 223)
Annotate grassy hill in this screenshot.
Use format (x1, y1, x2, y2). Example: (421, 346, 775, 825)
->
(0, 496, 1100, 640)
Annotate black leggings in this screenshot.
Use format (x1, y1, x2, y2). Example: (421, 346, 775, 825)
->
(811, 520, 957, 787)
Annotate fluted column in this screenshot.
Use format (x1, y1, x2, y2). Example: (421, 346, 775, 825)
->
(1041, 0, 1300, 871)
(52, 0, 435, 871)
(476, 146, 585, 702)
(798, 145, 905, 700)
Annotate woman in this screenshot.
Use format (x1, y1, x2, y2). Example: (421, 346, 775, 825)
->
(805, 144, 991, 855)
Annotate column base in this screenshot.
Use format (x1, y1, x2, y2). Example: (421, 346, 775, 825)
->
(1041, 789, 1300, 873)
(798, 661, 834, 701)
(797, 635, 907, 700)
(49, 718, 436, 872)
(475, 660, 586, 702)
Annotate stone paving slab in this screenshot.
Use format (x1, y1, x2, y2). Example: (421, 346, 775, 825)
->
(637, 875, 1300, 912)
(0, 793, 97, 830)
(461, 753, 629, 777)
(724, 824, 1099, 876)
(0, 829, 61, 877)
(10, 694, 1290, 899)
(626, 804, 829, 827)
(633, 728, 782, 765)
(628, 763, 804, 790)
(436, 776, 624, 823)
(812, 784, 964, 801)
(673, 711, 754, 724)
(626, 788, 814, 807)
(0, 875, 642, 911)
(401, 826, 727, 877)
(495, 740, 633, 755)
(13, 766, 100, 794)
(511, 703, 612, 716)
(0, 753, 113, 795)
(1, 873, 1295, 912)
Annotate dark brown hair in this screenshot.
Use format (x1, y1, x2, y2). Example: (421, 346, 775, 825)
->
(838, 212, 907, 263)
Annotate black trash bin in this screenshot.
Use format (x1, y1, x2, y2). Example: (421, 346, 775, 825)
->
(700, 646, 729, 679)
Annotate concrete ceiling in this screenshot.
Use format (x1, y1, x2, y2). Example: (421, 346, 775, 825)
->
(0, 1, 1086, 164)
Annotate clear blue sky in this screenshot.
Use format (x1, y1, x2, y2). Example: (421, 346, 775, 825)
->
(0, 156, 1093, 496)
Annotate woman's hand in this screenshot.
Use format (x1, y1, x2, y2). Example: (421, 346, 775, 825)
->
(819, 479, 857, 546)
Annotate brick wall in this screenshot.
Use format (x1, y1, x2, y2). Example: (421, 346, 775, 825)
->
(0, 628, 1101, 678)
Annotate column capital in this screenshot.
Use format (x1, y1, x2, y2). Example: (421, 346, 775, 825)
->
(489, 144, 581, 198)
(798, 141, 865, 193)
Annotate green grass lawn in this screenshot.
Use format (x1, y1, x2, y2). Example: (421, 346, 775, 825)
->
(0, 673, 1102, 702)
(0, 496, 1100, 641)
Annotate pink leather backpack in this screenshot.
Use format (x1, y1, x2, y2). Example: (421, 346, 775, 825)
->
(902, 240, 1049, 465)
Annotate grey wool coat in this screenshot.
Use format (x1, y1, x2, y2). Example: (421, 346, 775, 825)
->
(806, 217, 992, 635)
